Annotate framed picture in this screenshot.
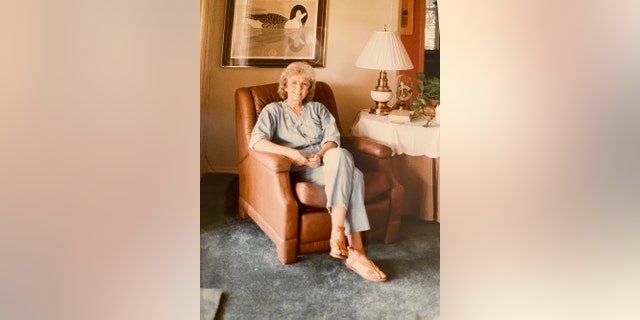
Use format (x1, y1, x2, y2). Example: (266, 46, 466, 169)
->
(222, 0, 328, 68)
(400, 0, 414, 35)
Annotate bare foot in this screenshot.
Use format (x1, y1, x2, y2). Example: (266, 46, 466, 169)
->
(345, 247, 387, 282)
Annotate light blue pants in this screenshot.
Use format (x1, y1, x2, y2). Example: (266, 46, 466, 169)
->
(292, 148, 371, 235)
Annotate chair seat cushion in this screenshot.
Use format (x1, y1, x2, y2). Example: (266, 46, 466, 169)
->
(294, 171, 390, 208)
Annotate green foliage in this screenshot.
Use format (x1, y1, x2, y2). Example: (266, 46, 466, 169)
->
(417, 72, 440, 100)
(410, 72, 440, 127)
(411, 73, 439, 108)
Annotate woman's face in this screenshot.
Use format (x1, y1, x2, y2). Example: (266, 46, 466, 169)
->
(285, 73, 311, 103)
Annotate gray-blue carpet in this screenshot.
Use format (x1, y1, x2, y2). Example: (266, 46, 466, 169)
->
(200, 173, 440, 319)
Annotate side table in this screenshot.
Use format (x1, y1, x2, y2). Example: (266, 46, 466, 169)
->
(351, 110, 440, 222)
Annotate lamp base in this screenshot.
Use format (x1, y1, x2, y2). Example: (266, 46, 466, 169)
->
(368, 87, 393, 116)
(369, 103, 391, 116)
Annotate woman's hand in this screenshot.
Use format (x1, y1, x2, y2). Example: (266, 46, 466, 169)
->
(306, 153, 322, 168)
(288, 150, 322, 168)
(254, 139, 325, 168)
(287, 149, 309, 167)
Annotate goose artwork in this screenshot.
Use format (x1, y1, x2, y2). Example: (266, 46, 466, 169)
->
(229, 3, 318, 60)
(242, 5, 310, 53)
(246, 5, 308, 29)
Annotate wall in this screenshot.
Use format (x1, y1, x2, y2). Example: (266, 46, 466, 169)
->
(400, 0, 425, 79)
(201, 0, 403, 174)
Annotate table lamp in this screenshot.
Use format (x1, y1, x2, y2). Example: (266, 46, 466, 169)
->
(355, 25, 414, 116)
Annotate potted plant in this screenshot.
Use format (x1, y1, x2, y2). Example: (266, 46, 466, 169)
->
(411, 72, 440, 126)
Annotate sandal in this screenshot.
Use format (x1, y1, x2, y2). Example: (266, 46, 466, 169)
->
(345, 247, 387, 282)
(329, 225, 348, 259)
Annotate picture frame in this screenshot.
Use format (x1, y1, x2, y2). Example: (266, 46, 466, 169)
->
(222, 0, 328, 68)
(400, 0, 414, 35)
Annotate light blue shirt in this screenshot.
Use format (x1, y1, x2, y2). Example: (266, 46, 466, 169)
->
(249, 100, 341, 157)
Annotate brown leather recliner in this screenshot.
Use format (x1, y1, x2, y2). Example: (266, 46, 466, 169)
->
(235, 81, 403, 264)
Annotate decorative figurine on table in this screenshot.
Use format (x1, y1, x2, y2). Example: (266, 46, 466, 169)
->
(395, 74, 414, 111)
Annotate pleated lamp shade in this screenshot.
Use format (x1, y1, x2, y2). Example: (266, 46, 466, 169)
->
(356, 30, 414, 71)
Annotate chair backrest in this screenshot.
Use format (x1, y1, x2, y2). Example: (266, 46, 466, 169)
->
(235, 81, 340, 161)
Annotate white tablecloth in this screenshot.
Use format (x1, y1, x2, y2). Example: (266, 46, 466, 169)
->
(350, 110, 440, 158)
(350, 109, 441, 221)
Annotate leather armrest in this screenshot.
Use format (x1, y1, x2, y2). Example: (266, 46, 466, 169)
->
(240, 150, 298, 242)
(250, 150, 292, 172)
(342, 135, 392, 158)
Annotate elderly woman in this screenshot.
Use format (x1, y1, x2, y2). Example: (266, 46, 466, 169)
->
(249, 61, 386, 282)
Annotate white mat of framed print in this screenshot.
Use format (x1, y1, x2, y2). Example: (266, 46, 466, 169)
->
(221, 0, 328, 67)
